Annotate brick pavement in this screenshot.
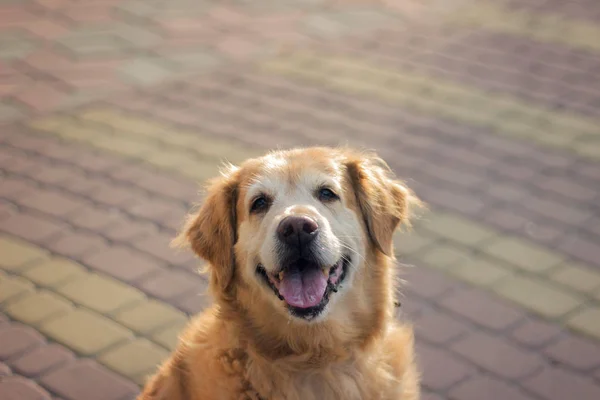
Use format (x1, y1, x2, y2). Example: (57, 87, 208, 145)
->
(2, 0, 600, 399)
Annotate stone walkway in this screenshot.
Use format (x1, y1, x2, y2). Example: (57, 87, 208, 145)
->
(1, 0, 600, 399)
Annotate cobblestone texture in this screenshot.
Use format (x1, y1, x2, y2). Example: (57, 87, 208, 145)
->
(1, 0, 600, 399)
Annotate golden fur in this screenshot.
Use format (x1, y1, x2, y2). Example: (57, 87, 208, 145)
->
(138, 147, 421, 400)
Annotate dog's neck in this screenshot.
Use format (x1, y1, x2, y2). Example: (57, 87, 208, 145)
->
(219, 255, 395, 369)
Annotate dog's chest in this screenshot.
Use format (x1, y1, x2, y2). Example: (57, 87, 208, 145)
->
(250, 361, 396, 400)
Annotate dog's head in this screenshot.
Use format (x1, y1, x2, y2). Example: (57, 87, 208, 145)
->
(175, 147, 418, 326)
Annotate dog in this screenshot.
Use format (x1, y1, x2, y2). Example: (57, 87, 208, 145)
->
(138, 147, 421, 400)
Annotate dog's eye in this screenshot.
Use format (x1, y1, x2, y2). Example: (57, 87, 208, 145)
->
(250, 196, 270, 213)
(317, 188, 339, 202)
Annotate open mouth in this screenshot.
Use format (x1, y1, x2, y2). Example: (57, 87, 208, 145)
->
(256, 256, 349, 320)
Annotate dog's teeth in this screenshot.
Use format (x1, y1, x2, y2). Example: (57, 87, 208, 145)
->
(278, 271, 284, 281)
(322, 268, 330, 277)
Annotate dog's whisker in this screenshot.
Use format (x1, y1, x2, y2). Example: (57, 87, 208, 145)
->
(338, 243, 367, 265)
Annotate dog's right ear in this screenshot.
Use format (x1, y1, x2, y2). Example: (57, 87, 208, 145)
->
(172, 166, 240, 296)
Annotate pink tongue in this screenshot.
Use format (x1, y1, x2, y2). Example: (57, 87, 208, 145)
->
(279, 266, 327, 309)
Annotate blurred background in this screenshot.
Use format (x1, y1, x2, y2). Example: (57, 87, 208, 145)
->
(1, 0, 600, 399)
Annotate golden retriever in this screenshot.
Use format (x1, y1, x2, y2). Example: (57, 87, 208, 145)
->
(138, 147, 421, 400)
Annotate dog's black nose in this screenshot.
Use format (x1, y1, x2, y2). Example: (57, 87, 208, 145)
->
(277, 216, 319, 247)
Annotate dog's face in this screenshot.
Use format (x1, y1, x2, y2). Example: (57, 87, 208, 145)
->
(177, 147, 416, 324)
(238, 150, 362, 321)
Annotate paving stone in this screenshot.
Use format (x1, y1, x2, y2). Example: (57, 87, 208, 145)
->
(523, 366, 600, 400)
(0, 323, 45, 360)
(0, 274, 35, 304)
(413, 310, 467, 345)
(423, 187, 486, 217)
(98, 338, 169, 378)
(0, 177, 36, 200)
(440, 288, 525, 331)
(0, 32, 38, 60)
(21, 258, 87, 288)
(0, 376, 51, 400)
(110, 25, 162, 48)
(22, 19, 69, 40)
(116, 0, 158, 17)
(166, 49, 222, 72)
(90, 134, 162, 159)
(132, 151, 201, 175)
(510, 319, 563, 348)
(83, 246, 163, 282)
(482, 237, 564, 273)
(13, 83, 69, 113)
(150, 320, 188, 351)
(103, 218, 159, 242)
(493, 275, 584, 318)
(0, 361, 10, 376)
(303, 14, 348, 39)
(445, 256, 514, 287)
(559, 235, 600, 267)
(421, 213, 497, 246)
(132, 233, 196, 266)
(449, 375, 533, 400)
(0, 213, 67, 244)
(0, 102, 26, 121)
(80, 108, 160, 134)
(173, 158, 223, 181)
(171, 291, 213, 315)
(416, 342, 475, 391)
(86, 183, 139, 207)
(549, 262, 600, 294)
(216, 35, 267, 61)
(32, 165, 80, 186)
(421, 393, 445, 400)
(414, 243, 472, 271)
(328, 9, 398, 31)
(138, 268, 205, 301)
(536, 175, 597, 202)
(522, 195, 592, 226)
(125, 197, 184, 223)
(118, 57, 176, 86)
(12, 344, 75, 377)
(0, 201, 16, 222)
(45, 231, 108, 258)
(114, 300, 187, 334)
(104, 163, 163, 186)
(41, 359, 139, 400)
(5, 291, 73, 326)
(394, 230, 437, 256)
(56, 274, 145, 314)
(66, 207, 120, 230)
(40, 309, 133, 356)
(403, 266, 460, 300)
(0, 236, 48, 271)
(58, 32, 131, 57)
(544, 336, 600, 370)
(133, 173, 197, 203)
(451, 332, 542, 379)
(568, 307, 600, 340)
(485, 182, 529, 203)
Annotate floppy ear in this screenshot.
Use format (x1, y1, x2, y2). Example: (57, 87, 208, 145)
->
(345, 153, 419, 256)
(173, 167, 239, 295)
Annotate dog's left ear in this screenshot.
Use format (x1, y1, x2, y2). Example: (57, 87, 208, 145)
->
(172, 166, 239, 296)
(345, 152, 420, 256)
